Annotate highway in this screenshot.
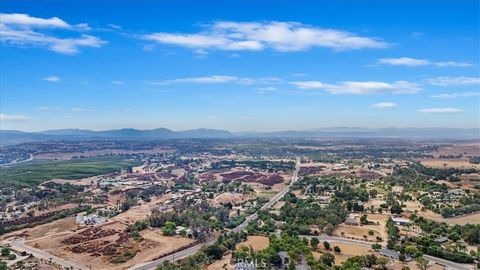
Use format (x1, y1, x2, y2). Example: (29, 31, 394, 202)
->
(129, 158, 301, 270)
(298, 235, 475, 270)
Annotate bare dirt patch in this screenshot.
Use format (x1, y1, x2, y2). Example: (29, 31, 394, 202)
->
(333, 224, 383, 242)
(313, 243, 372, 265)
(237, 235, 269, 251)
(423, 210, 480, 225)
(214, 192, 254, 205)
(420, 159, 480, 169)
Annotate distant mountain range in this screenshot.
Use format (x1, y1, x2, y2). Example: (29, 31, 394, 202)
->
(0, 127, 478, 145)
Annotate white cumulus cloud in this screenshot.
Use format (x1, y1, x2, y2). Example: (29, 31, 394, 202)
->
(0, 13, 105, 54)
(291, 80, 421, 95)
(143, 21, 388, 53)
(378, 57, 430, 66)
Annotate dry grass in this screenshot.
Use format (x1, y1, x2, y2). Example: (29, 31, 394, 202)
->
(313, 243, 372, 265)
(333, 224, 383, 242)
(420, 159, 480, 169)
(237, 235, 269, 251)
(429, 143, 480, 158)
(214, 192, 254, 205)
(21, 221, 194, 270)
(422, 210, 480, 225)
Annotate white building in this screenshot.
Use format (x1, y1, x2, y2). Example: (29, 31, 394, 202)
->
(76, 213, 106, 225)
(391, 217, 411, 226)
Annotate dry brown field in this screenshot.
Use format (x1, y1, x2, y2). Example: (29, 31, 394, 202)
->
(237, 235, 269, 251)
(214, 192, 254, 205)
(420, 159, 480, 169)
(313, 243, 372, 265)
(333, 223, 383, 242)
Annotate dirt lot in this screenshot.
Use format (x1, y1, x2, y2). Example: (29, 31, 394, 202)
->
(403, 200, 424, 213)
(420, 159, 480, 169)
(237, 235, 269, 251)
(364, 198, 386, 209)
(423, 210, 480, 225)
(111, 205, 151, 224)
(214, 192, 254, 205)
(0, 216, 77, 242)
(313, 242, 372, 265)
(333, 223, 384, 242)
(21, 221, 194, 270)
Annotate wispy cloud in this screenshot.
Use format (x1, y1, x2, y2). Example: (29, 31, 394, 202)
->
(425, 76, 480, 86)
(256, 86, 279, 94)
(0, 13, 106, 54)
(291, 80, 421, 95)
(418, 107, 463, 113)
(35, 106, 62, 111)
(430, 92, 480, 99)
(371, 102, 398, 109)
(435, 61, 473, 67)
(143, 21, 388, 53)
(378, 57, 430, 66)
(147, 75, 281, 86)
(148, 75, 237, 85)
(378, 57, 473, 67)
(0, 113, 31, 121)
(112, 80, 125, 85)
(44, 75, 60, 82)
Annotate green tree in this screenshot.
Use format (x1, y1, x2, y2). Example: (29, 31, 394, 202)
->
(1, 247, 10, 256)
(323, 241, 331, 250)
(372, 243, 382, 251)
(321, 253, 335, 267)
(162, 221, 176, 236)
(310, 237, 320, 250)
(405, 245, 421, 258)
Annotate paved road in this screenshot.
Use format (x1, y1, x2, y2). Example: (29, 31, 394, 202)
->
(299, 235, 475, 270)
(129, 158, 301, 270)
(8, 239, 86, 270)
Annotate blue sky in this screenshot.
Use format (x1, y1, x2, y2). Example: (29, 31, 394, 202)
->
(1, 0, 479, 131)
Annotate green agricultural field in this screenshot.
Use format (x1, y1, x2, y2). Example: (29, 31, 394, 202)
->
(0, 156, 142, 188)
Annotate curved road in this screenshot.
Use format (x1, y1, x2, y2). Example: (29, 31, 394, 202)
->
(8, 239, 86, 270)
